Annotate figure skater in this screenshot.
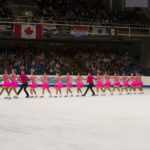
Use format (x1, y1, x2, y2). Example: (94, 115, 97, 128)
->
(95, 72, 104, 95)
(103, 72, 112, 95)
(0, 70, 10, 99)
(136, 73, 144, 94)
(29, 71, 38, 98)
(112, 73, 121, 94)
(40, 71, 52, 98)
(129, 73, 136, 94)
(82, 73, 96, 96)
(121, 73, 129, 94)
(54, 73, 63, 97)
(76, 73, 84, 97)
(65, 73, 73, 97)
(8, 69, 18, 98)
(17, 70, 29, 98)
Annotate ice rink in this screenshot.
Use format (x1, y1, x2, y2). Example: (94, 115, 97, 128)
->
(0, 88, 150, 150)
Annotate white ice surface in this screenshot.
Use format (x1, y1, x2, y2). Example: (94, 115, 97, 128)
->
(0, 88, 150, 150)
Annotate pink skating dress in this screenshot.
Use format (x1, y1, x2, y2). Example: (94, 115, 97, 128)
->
(113, 76, 120, 87)
(30, 75, 38, 89)
(76, 76, 84, 88)
(55, 76, 63, 89)
(10, 73, 18, 88)
(122, 76, 129, 87)
(104, 75, 111, 88)
(96, 75, 103, 88)
(66, 75, 73, 88)
(2, 74, 10, 88)
(41, 75, 50, 89)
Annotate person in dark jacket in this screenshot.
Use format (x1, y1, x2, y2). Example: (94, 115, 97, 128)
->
(82, 73, 96, 96)
(17, 71, 29, 98)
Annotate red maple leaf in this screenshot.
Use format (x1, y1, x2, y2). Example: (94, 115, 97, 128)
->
(24, 27, 34, 35)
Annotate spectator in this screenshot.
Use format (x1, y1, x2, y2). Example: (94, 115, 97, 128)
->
(0, 46, 144, 75)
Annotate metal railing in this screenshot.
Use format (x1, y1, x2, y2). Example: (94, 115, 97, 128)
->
(0, 17, 150, 28)
(0, 20, 150, 39)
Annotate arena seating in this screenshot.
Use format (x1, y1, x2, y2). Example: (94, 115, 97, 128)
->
(0, 47, 144, 75)
(35, 0, 145, 24)
(0, 0, 149, 76)
(0, 0, 148, 25)
(0, 0, 12, 19)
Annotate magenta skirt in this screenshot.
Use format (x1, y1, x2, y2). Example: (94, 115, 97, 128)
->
(41, 82, 50, 89)
(66, 82, 73, 88)
(2, 82, 10, 88)
(114, 82, 120, 87)
(55, 83, 63, 89)
(137, 81, 143, 87)
(104, 82, 111, 88)
(130, 82, 136, 87)
(30, 83, 38, 89)
(76, 82, 84, 88)
(96, 82, 103, 88)
(122, 82, 129, 87)
(10, 81, 18, 88)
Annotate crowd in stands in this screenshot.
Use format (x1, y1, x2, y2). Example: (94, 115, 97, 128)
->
(0, 48, 72, 75)
(74, 50, 143, 75)
(35, 0, 145, 24)
(0, 47, 144, 76)
(35, 0, 112, 23)
(0, 0, 13, 19)
(0, 0, 146, 25)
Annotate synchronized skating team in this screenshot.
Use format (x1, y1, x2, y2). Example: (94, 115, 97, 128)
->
(0, 69, 144, 99)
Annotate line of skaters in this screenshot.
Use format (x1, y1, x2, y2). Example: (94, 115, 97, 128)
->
(0, 69, 144, 99)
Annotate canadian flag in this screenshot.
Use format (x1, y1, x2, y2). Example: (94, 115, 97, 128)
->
(14, 24, 43, 39)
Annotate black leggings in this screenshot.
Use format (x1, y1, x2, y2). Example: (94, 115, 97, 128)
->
(83, 83, 95, 96)
(17, 83, 29, 97)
